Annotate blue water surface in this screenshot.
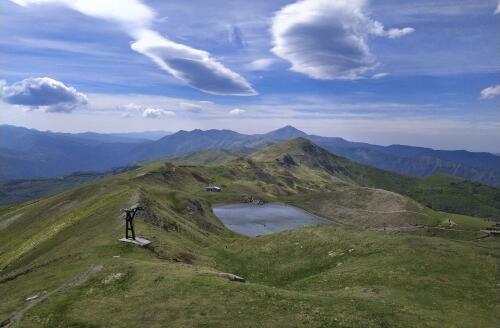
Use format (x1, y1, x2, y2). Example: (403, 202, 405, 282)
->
(213, 203, 330, 237)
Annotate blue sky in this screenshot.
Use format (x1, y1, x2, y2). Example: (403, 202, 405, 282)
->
(0, 0, 499, 152)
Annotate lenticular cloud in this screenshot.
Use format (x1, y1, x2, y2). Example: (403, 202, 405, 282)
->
(271, 0, 415, 80)
(9, 0, 256, 96)
(130, 30, 256, 96)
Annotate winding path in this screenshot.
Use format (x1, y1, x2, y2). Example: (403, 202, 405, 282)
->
(2, 264, 104, 328)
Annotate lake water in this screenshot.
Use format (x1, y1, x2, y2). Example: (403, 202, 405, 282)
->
(212, 203, 330, 237)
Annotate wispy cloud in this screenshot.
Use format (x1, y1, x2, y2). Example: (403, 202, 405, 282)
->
(372, 73, 389, 79)
(9, 0, 256, 96)
(117, 103, 145, 112)
(245, 58, 277, 71)
(12, 37, 121, 58)
(374, 1, 497, 19)
(179, 102, 203, 113)
(226, 25, 247, 48)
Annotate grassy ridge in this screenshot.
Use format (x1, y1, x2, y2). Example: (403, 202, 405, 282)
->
(0, 139, 499, 327)
(253, 139, 500, 220)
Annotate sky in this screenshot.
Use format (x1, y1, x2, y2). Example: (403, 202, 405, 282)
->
(0, 0, 499, 152)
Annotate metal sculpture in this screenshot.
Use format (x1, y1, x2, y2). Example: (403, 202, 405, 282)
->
(122, 206, 144, 240)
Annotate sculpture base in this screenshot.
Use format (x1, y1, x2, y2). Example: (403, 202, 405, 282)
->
(119, 237, 151, 246)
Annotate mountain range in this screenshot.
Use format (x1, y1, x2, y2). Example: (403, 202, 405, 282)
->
(1, 124, 499, 188)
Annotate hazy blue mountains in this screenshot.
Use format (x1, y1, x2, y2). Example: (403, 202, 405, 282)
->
(1, 124, 499, 187)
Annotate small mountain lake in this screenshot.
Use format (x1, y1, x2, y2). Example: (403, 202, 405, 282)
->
(212, 203, 330, 237)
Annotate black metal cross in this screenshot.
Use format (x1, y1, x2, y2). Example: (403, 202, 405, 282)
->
(122, 206, 144, 240)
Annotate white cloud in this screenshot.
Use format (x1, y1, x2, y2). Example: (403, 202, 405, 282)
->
(117, 102, 145, 112)
(367, 21, 415, 39)
(9, 0, 256, 96)
(496, 1, 500, 14)
(480, 85, 500, 99)
(142, 107, 175, 119)
(1, 77, 87, 112)
(130, 30, 257, 96)
(384, 27, 415, 39)
(179, 102, 202, 113)
(245, 58, 277, 71)
(229, 108, 246, 115)
(10, 0, 154, 30)
(372, 73, 389, 79)
(271, 0, 414, 80)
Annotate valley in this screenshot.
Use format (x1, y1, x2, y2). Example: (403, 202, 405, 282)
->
(0, 139, 498, 327)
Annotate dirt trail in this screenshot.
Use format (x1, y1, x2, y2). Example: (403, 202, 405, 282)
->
(0, 213, 23, 231)
(332, 203, 431, 217)
(128, 192, 140, 207)
(2, 264, 104, 328)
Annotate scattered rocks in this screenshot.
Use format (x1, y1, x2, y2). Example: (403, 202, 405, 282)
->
(103, 272, 124, 284)
(25, 294, 39, 301)
(227, 274, 245, 283)
(446, 220, 457, 229)
(328, 250, 345, 257)
(163, 221, 180, 232)
(240, 194, 264, 205)
(329, 248, 354, 257)
(218, 272, 246, 283)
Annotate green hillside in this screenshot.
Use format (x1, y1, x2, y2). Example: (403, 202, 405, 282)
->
(168, 148, 238, 166)
(0, 139, 499, 327)
(252, 139, 500, 220)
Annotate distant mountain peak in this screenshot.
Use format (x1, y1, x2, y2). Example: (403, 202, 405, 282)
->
(266, 125, 308, 139)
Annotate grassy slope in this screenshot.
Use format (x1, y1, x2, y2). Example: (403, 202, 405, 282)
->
(0, 140, 499, 327)
(167, 148, 237, 166)
(253, 139, 500, 220)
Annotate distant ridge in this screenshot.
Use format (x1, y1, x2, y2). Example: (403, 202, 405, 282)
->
(1, 124, 499, 187)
